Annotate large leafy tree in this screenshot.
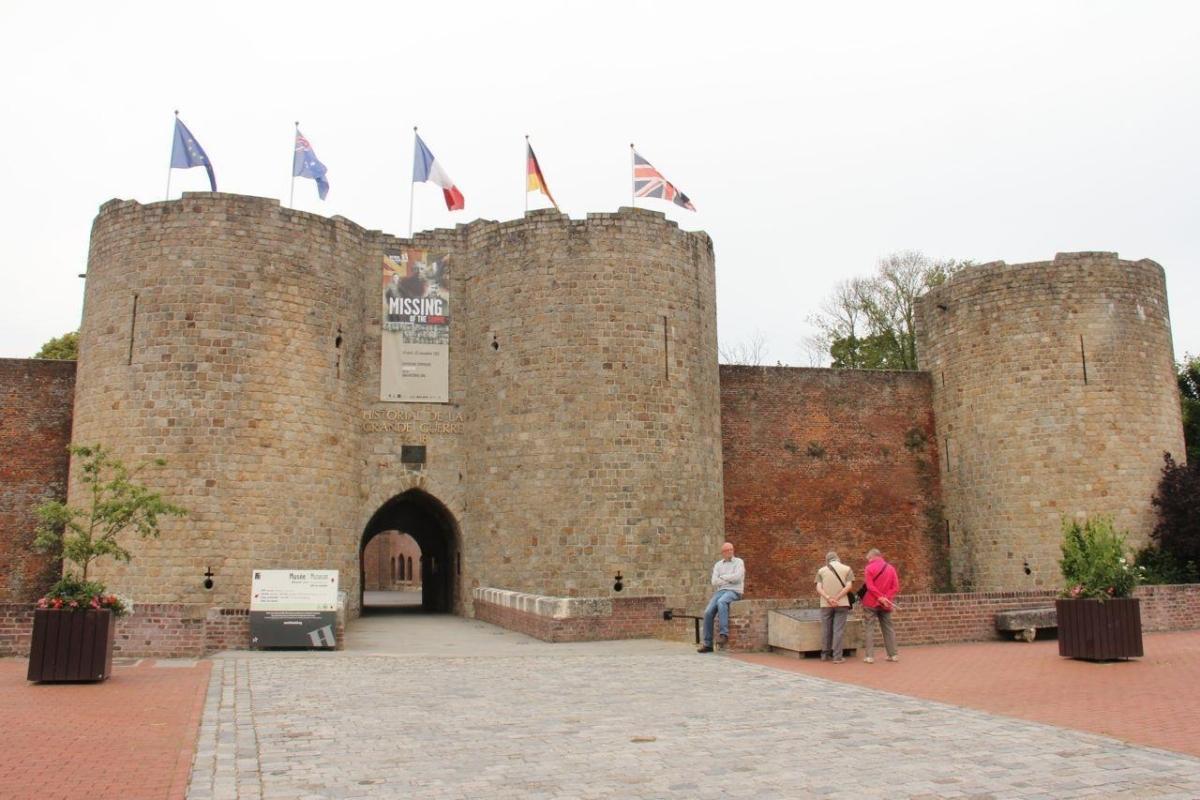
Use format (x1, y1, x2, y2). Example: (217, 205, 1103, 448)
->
(34, 331, 79, 360)
(810, 251, 969, 370)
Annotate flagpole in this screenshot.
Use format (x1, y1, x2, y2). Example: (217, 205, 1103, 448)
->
(289, 121, 298, 208)
(524, 135, 529, 215)
(630, 143, 635, 209)
(409, 126, 417, 238)
(165, 110, 178, 201)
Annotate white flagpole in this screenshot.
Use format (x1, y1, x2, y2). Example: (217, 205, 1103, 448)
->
(165, 110, 178, 201)
(524, 135, 530, 215)
(289, 121, 298, 208)
(409, 126, 417, 238)
(630, 143, 635, 208)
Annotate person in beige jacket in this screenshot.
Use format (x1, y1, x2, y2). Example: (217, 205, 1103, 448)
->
(816, 551, 854, 663)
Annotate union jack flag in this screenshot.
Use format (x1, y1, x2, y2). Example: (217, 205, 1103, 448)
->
(633, 150, 695, 211)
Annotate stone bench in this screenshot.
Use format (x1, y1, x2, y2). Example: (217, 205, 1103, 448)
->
(995, 607, 1057, 642)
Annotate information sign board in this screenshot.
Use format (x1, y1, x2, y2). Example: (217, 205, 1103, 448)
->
(249, 569, 339, 648)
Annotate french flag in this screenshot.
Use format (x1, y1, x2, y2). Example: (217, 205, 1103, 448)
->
(413, 133, 465, 211)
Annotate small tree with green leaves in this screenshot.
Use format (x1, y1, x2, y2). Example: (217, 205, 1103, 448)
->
(1059, 516, 1142, 600)
(32, 444, 186, 613)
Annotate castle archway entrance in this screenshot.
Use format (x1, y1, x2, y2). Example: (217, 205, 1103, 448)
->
(360, 490, 458, 614)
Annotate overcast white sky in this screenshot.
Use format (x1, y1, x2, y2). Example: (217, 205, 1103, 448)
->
(1, 1, 1196, 363)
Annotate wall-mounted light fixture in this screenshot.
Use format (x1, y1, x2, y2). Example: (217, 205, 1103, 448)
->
(203, 566, 215, 590)
(613, 571, 624, 592)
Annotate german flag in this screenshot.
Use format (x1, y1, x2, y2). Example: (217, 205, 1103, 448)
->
(526, 139, 559, 210)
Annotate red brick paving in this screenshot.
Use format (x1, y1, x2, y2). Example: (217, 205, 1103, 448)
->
(0, 657, 211, 800)
(736, 629, 1200, 758)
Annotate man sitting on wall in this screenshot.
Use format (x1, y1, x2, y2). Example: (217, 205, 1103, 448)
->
(698, 541, 745, 653)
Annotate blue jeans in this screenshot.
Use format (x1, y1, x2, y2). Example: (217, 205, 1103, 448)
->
(703, 589, 741, 645)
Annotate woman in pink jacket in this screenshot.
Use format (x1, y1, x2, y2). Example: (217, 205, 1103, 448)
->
(861, 548, 900, 663)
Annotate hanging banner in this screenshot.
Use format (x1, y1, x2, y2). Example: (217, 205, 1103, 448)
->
(381, 249, 450, 402)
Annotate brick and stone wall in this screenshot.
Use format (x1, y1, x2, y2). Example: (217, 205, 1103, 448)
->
(720, 584, 1200, 652)
(720, 366, 947, 597)
(0, 359, 75, 603)
(472, 588, 666, 642)
(916, 253, 1185, 592)
(0, 603, 341, 658)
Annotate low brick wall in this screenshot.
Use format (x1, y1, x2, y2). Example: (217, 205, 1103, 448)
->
(0, 603, 343, 657)
(472, 588, 666, 642)
(114, 603, 207, 657)
(723, 584, 1200, 651)
(0, 604, 34, 656)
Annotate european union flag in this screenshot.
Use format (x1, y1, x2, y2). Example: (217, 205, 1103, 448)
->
(293, 128, 330, 201)
(169, 116, 216, 192)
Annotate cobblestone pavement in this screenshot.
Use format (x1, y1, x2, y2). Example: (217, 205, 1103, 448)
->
(187, 648, 1200, 800)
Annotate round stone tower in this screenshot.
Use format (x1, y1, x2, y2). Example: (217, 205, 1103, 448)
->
(73, 195, 723, 616)
(916, 252, 1184, 592)
(457, 210, 723, 608)
(74, 194, 367, 607)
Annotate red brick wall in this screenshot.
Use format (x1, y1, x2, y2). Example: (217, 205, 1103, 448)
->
(204, 608, 250, 652)
(473, 596, 665, 642)
(0, 603, 340, 657)
(0, 604, 34, 656)
(720, 366, 947, 598)
(0, 359, 75, 603)
(363, 531, 422, 589)
(113, 603, 206, 657)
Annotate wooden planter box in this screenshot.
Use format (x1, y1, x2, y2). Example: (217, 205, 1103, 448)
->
(1056, 597, 1143, 661)
(27, 609, 116, 682)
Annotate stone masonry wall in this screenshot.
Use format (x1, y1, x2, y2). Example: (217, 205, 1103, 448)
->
(720, 366, 946, 598)
(0, 359, 75, 602)
(916, 253, 1184, 592)
(471, 589, 666, 642)
(73, 195, 721, 620)
(76, 195, 366, 608)
(458, 210, 723, 610)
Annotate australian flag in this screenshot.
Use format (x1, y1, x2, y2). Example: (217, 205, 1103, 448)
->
(293, 128, 330, 200)
(170, 116, 217, 192)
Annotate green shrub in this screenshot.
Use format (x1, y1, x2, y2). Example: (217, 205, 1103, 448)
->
(1151, 452, 1200, 569)
(1059, 516, 1142, 600)
(1134, 545, 1200, 585)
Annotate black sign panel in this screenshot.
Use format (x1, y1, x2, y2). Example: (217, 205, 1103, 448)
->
(250, 611, 337, 648)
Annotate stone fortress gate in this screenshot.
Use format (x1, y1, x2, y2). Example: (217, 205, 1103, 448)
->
(74, 193, 723, 620)
(0, 192, 1184, 650)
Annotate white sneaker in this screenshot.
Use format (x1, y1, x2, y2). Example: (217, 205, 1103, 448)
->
(863, 657, 874, 664)
(887, 655, 900, 662)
